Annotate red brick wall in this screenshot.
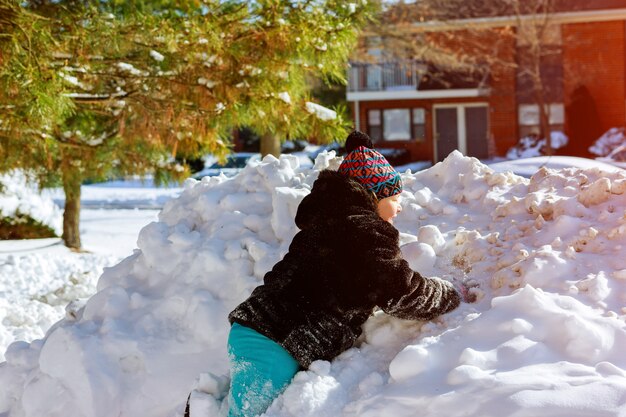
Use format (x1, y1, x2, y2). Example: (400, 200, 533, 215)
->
(562, 20, 626, 155)
(486, 34, 518, 156)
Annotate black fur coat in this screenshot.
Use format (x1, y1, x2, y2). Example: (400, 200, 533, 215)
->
(228, 170, 460, 368)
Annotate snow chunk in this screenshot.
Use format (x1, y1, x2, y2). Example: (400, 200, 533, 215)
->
(149, 50, 165, 62)
(278, 92, 292, 104)
(305, 102, 336, 121)
(116, 62, 148, 76)
(400, 242, 436, 274)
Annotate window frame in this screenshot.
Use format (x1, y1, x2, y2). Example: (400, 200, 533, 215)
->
(367, 107, 426, 142)
(518, 103, 564, 138)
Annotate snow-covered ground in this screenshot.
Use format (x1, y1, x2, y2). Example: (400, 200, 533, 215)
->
(0, 178, 181, 362)
(0, 209, 157, 361)
(2, 151, 626, 417)
(43, 177, 182, 210)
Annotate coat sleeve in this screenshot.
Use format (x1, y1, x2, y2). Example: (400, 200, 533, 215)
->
(349, 214, 461, 321)
(382, 272, 461, 321)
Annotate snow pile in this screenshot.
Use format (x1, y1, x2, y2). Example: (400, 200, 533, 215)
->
(506, 131, 569, 159)
(2, 151, 626, 417)
(0, 171, 62, 234)
(589, 127, 626, 157)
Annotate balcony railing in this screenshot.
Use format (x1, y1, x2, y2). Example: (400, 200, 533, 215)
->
(348, 60, 427, 92)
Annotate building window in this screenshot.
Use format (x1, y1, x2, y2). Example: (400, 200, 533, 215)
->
(367, 107, 426, 142)
(368, 109, 382, 141)
(384, 109, 411, 141)
(412, 108, 426, 141)
(518, 103, 564, 138)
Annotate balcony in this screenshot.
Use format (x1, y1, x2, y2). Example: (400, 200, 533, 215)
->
(347, 60, 490, 102)
(348, 60, 425, 92)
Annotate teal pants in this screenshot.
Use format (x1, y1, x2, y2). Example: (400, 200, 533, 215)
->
(227, 323, 300, 417)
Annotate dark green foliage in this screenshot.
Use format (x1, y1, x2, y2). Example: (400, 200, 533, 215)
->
(0, 213, 57, 240)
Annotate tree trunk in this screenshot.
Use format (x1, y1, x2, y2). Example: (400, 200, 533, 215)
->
(260, 133, 281, 158)
(535, 91, 552, 156)
(61, 167, 82, 250)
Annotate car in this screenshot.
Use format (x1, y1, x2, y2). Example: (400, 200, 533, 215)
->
(305, 142, 411, 167)
(378, 147, 411, 166)
(192, 153, 262, 179)
(487, 156, 623, 178)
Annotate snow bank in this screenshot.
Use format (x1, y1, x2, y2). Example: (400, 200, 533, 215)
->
(2, 151, 626, 417)
(0, 171, 62, 234)
(589, 127, 626, 157)
(506, 131, 568, 159)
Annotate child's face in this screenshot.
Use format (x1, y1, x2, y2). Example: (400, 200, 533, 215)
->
(377, 194, 402, 223)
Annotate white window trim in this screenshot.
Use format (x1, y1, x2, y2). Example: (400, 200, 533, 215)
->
(518, 103, 565, 126)
(347, 88, 490, 102)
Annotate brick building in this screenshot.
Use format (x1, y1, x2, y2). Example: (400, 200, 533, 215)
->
(348, 1, 626, 163)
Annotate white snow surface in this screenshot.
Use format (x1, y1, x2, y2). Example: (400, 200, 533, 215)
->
(3, 151, 626, 417)
(0, 209, 160, 363)
(0, 175, 177, 363)
(43, 177, 182, 209)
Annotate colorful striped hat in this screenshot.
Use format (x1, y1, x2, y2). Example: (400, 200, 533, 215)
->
(338, 131, 403, 200)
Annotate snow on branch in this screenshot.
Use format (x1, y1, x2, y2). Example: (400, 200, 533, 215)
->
(305, 102, 336, 121)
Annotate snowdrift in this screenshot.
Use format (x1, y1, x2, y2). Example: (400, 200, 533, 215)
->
(2, 151, 626, 417)
(0, 171, 62, 235)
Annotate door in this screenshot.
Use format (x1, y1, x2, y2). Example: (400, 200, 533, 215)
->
(465, 106, 489, 159)
(435, 108, 459, 162)
(434, 104, 489, 162)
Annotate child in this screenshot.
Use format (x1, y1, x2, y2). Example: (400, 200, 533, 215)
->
(226, 131, 462, 417)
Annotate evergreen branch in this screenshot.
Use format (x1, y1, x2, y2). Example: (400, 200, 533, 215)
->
(52, 126, 120, 149)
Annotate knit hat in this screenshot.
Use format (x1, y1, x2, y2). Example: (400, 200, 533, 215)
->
(338, 131, 403, 199)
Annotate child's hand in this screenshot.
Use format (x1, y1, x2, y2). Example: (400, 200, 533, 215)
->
(452, 277, 479, 303)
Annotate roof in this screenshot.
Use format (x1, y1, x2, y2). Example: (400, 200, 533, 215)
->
(382, 0, 626, 32)
(408, 0, 626, 20)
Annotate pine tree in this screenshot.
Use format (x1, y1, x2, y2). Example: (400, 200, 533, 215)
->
(0, 0, 375, 250)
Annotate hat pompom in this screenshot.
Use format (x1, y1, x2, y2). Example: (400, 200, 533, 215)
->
(345, 130, 373, 153)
